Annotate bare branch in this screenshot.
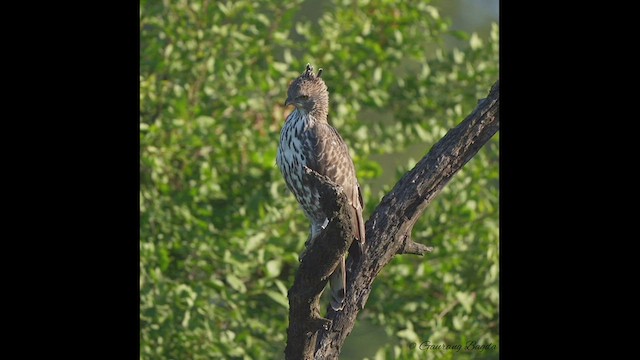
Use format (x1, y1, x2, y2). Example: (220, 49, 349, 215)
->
(284, 167, 356, 360)
(398, 235, 434, 256)
(285, 80, 500, 359)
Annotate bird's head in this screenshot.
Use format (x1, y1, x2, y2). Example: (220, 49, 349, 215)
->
(285, 64, 329, 118)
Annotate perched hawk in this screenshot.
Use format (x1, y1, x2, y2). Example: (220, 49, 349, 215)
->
(276, 64, 365, 311)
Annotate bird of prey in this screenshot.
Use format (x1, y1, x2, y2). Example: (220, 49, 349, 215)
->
(276, 64, 365, 311)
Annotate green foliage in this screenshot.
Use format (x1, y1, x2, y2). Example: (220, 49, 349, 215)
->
(140, 0, 498, 359)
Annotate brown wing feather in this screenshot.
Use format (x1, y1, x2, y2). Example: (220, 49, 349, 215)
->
(303, 123, 365, 244)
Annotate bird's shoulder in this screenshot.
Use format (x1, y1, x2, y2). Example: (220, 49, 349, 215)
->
(301, 121, 355, 180)
(302, 122, 348, 153)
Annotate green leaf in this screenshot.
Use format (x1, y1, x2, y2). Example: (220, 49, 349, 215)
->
(265, 290, 289, 308)
(245, 232, 266, 253)
(396, 322, 420, 343)
(274, 279, 289, 297)
(225, 274, 246, 293)
(470, 32, 483, 50)
(455, 291, 475, 313)
(265, 259, 282, 278)
(272, 62, 288, 73)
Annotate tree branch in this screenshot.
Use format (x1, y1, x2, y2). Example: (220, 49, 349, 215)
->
(284, 167, 356, 360)
(285, 80, 499, 359)
(399, 235, 434, 256)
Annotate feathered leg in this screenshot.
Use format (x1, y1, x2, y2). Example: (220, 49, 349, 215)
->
(329, 254, 346, 311)
(299, 218, 329, 262)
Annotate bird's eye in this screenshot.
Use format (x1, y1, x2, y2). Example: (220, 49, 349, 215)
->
(299, 95, 309, 100)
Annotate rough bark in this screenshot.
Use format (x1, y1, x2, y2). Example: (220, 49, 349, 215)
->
(284, 167, 355, 359)
(285, 80, 499, 359)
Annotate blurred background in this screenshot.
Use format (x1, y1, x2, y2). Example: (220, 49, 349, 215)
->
(140, 0, 498, 359)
